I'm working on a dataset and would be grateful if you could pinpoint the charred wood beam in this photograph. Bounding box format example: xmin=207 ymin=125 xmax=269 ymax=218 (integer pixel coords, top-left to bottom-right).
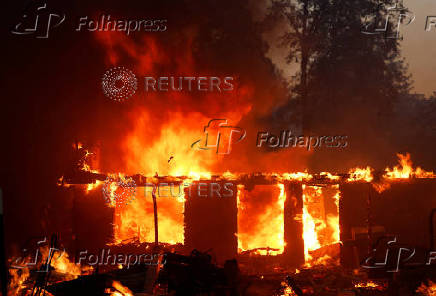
xmin=61 ymin=169 xmax=427 ymax=188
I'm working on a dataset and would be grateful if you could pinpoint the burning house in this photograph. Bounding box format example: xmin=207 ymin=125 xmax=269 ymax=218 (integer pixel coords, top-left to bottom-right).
xmin=3 ymin=0 xmax=436 ymax=295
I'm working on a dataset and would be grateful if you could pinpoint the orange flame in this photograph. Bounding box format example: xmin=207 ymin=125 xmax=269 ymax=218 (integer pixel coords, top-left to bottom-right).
xmin=237 ymin=184 xmax=285 ymax=255
xmin=301 ymin=185 xmax=340 ymax=265
xmin=105 ymin=280 xmax=133 ymax=296
xmin=348 ymin=167 xmax=373 ymax=182
xmin=384 ymin=153 xmax=435 ymax=179
xmin=416 ymin=280 xmax=436 ymax=296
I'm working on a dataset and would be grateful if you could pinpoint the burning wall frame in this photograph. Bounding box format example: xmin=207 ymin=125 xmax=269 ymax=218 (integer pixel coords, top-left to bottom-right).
xmin=64 ymin=169 xmax=436 ymax=269
xmin=66 ymin=172 xmax=343 ymax=267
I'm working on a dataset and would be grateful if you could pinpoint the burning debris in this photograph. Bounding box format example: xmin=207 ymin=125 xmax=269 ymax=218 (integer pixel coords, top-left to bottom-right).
xmin=24 ymin=143 xmax=430 ymax=295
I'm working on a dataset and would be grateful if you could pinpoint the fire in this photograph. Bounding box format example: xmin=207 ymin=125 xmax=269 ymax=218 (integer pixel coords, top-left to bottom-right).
xmin=105 ymin=280 xmax=133 ymax=296
xmin=354 ymin=280 xmax=380 ymax=288
xmin=114 ymin=184 xmax=185 ymax=244
xmin=371 ymin=153 xmax=436 ymax=193
xmin=94 ymin=33 xmax=253 ymax=246
xmin=301 ymin=185 xmax=340 ymax=265
xmin=354 ymin=280 xmax=387 ymax=292
xmin=416 ymin=280 xmax=436 ymax=296
xmin=384 ymin=153 xmax=435 ymax=179
xmin=281 ymin=281 xmax=297 ymax=296
xmin=237 ymin=184 xmax=285 ymax=255
xmin=40 ymin=246 xmax=90 ymax=279
xmin=301 ymin=186 xmax=321 ymax=262
xmin=348 ymin=167 xmax=373 ymax=182
xmin=281 ymin=172 xmax=312 ymax=182
xmin=8 ymin=245 xmax=91 ymax=295
xmin=8 ymin=268 xmax=30 ymax=296
xmin=87 ymin=180 xmax=102 ymax=192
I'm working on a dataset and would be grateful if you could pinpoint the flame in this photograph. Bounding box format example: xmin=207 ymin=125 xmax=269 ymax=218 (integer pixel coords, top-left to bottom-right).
xmin=281 ymin=172 xmax=312 ymax=182
xmin=237 ymin=184 xmax=285 ymax=255
xmin=320 ymin=172 xmax=340 ymax=181
xmin=301 ymin=185 xmax=340 ymax=265
xmin=8 ymin=245 xmax=92 ymax=295
xmin=384 ymin=153 xmax=435 ymax=179
xmin=354 ymin=281 xmax=379 ymax=288
xmin=87 ymin=180 xmax=103 ymax=192
xmin=416 ymin=280 xmax=436 ymax=296
xmin=281 ymin=281 xmax=298 ymax=296
xmin=348 ymin=167 xmax=373 ymax=182
xmin=371 ymin=153 xmax=436 ymax=193
xmin=114 ymin=184 xmax=185 ymax=244
xmin=8 ymin=268 xmax=30 ymax=296
xmin=105 ymin=280 xmax=133 ymax=296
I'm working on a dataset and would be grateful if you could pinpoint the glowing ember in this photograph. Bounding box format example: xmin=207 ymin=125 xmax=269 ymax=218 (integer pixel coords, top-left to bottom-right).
xmin=281 ymin=281 xmax=297 ymax=296
xmin=8 ymin=268 xmax=30 ymax=296
xmin=416 ymin=280 xmax=436 ymax=296
xmin=348 ymin=167 xmax=373 ymax=182
xmin=105 ymin=280 xmax=133 ymax=296
xmin=354 ymin=280 xmax=380 ymax=288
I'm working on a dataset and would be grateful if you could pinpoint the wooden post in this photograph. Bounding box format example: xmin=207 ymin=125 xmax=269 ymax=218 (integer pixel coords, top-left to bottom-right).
xmin=152 ymin=186 xmax=158 ymax=247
